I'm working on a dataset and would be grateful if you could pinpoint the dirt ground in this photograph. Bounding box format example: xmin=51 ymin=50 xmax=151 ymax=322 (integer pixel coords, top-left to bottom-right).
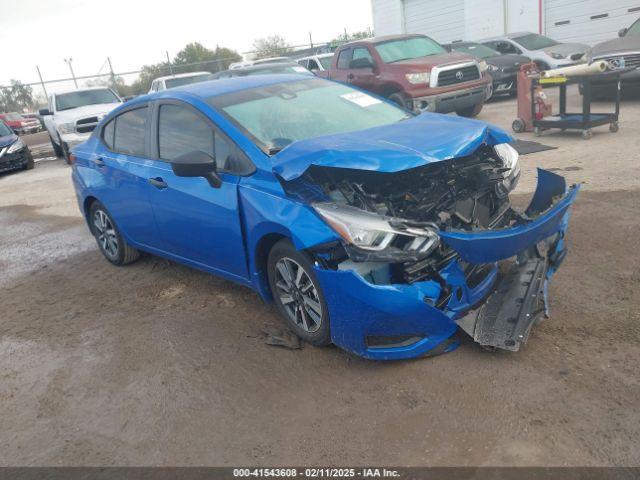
xmin=1 ymin=88 xmax=639 ymax=466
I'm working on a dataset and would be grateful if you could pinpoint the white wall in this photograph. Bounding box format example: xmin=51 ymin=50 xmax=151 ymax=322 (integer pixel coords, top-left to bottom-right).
xmin=371 ymin=0 xmax=404 ymax=36
xmin=464 ymin=0 xmax=505 ymax=40
xmin=507 ymin=0 xmax=540 ymax=33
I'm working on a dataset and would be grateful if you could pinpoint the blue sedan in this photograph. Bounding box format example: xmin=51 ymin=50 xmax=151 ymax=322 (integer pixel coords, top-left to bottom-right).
xmin=70 ymin=75 xmax=578 ymax=360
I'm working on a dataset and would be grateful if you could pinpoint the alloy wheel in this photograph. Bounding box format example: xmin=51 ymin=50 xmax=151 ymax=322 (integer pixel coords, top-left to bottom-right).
xmin=274 ymin=257 xmax=322 ymax=333
xmin=93 ymin=210 xmax=119 ymax=259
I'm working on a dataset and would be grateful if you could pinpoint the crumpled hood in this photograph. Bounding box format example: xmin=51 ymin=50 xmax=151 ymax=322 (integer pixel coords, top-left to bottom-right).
xmin=590 ymin=36 xmax=640 ymax=58
xmin=272 ymin=113 xmax=512 ymax=181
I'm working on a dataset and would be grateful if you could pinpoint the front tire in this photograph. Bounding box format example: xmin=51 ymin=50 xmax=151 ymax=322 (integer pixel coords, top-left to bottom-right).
xmin=50 ymin=135 xmax=63 ymax=157
xmin=267 ymin=239 xmax=331 ymax=346
xmin=388 ymin=92 xmax=409 ymax=109
xmin=89 ymin=201 xmax=140 ymax=266
xmin=456 ymin=102 xmax=483 ymax=117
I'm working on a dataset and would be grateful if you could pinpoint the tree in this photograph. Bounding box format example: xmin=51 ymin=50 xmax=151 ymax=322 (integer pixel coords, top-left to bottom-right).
xmin=330 ymin=28 xmax=374 ymax=48
xmin=85 ymin=75 xmax=136 ymax=98
xmin=252 ymin=35 xmax=293 ymax=59
xmin=173 ymin=42 xmax=241 ymax=74
xmin=0 ymin=80 xmax=35 ymax=112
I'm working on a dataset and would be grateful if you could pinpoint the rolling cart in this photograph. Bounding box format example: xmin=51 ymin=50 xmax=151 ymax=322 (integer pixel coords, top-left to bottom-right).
xmin=512 ymin=68 xmax=624 ymax=140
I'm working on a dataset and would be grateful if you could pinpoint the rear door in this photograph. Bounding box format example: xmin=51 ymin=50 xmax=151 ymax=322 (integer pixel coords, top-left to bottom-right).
xmin=144 ymin=100 xmax=250 ymax=281
xmin=90 ymin=105 xmax=162 ymax=250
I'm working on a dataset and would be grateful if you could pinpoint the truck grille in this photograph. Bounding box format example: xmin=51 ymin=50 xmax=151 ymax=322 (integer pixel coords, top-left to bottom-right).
xmin=600 ymin=53 xmax=640 ymax=71
xmin=436 ymin=65 xmax=480 ymax=87
xmin=76 ymin=116 xmax=100 ymax=134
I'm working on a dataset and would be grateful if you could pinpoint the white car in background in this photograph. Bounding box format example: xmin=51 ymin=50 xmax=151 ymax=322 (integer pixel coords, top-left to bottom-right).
xmin=228 ymin=57 xmax=297 ymax=70
xmin=297 ymin=53 xmax=334 ymax=72
xmin=480 ymin=32 xmax=588 ymax=70
xmin=148 ymin=71 xmax=214 ymax=93
xmin=40 ymin=87 xmax=122 ymax=163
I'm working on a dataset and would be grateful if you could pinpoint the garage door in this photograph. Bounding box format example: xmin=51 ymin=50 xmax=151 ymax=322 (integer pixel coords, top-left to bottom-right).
xmin=545 ymin=0 xmax=640 ymax=45
xmin=403 ymin=0 xmax=466 ymax=43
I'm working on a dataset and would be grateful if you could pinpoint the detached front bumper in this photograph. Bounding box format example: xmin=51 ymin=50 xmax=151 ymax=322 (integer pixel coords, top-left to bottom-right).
xmin=0 ymin=146 xmax=33 ymax=173
xmin=314 ymin=169 xmax=579 ymax=360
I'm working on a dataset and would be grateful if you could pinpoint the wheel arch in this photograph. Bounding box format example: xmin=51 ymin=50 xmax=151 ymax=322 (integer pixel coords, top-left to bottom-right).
xmin=83 ymin=195 xmax=99 ymax=226
xmin=252 ymin=231 xmax=291 ymax=301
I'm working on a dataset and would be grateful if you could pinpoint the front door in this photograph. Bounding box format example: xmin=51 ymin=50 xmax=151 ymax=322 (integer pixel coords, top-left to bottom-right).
xmin=145 ymin=101 xmax=248 ymax=281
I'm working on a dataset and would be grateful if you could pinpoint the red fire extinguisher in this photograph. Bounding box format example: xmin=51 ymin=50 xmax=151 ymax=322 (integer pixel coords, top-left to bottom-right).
xmin=534 ymin=90 xmax=548 ymax=120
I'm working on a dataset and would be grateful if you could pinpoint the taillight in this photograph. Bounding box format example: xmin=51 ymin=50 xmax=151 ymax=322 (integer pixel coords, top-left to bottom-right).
xmin=68 ymin=153 xmax=77 ymax=165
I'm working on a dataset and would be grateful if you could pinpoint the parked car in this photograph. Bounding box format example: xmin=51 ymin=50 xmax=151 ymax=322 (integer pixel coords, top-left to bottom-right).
xmin=586 ymin=16 xmax=640 ymax=96
xmin=0 ymin=112 xmax=41 ymax=135
xmin=70 ymin=74 xmax=578 ymax=360
xmin=321 ymin=34 xmax=492 ymax=117
xmin=148 ymin=72 xmax=214 ymax=93
xmin=21 ymin=112 xmax=45 ymax=130
xmin=212 ymin=63 xmax=313 ymax=79
xmin=0 ymin=119 xmax=34 ymax=173
xmin=40 ymin=87 xmax=123 ymax=163
xmin=297 ymin=53 xmax=334 ymax=73
xmin=446 ymin=42 xmax=529 ymax=98
xmin=229 ymin=57 xmax=297 ymax=70
xmin=479 ymin=32 xmax=588 ymax=70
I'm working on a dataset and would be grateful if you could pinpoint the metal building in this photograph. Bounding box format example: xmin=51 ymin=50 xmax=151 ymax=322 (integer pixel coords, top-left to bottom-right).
xmin=371 ymin=0 xmax=640 ymax=45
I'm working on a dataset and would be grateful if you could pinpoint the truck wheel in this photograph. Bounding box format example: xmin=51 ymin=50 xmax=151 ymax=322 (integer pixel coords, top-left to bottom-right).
xmin=50 ymin=135 xmax=63 ymax=157
xmin=60 ymin=141 xmax=71 ymax=164
xmin=456 ymin=103 xmax=483 ymax=118
xmin=512 ymin=118 xmax=526 ymax=133
xmin=388 ymin=92 xmax=408 ymax=109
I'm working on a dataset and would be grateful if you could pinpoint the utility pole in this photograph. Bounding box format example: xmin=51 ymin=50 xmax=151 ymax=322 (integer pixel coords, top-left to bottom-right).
xmin=107 ymin=56 xmax=116 ymax=89
xmin=35 ymin=65 xmax=48 ymax=101
xmin=64 ymin=58 xmax=78 ymax=88
xmin=166 ymin=51 xmax=174 ymax=75
xmin=308 ymin=32 xmax=314 ymax=50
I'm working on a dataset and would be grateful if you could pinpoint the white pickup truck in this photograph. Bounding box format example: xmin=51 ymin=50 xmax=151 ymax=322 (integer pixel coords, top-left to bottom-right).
xmin=40 ymin=87 xmax=122 ymax=162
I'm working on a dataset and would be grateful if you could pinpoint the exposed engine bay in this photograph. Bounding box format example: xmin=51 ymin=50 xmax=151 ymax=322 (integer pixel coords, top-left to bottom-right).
xmin=309 ymin=145 xmax=517 ymax=230
xmin=284 ymin=145 xmax=523 ymax=286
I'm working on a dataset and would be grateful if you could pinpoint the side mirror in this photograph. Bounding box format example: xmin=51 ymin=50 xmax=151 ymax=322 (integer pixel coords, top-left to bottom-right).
xmin=349 ymin=57 xmax=374 ymax=69
xmin=618 ymin=28 xmax=628 ymax=37
xmin=12 ymin=129 xmax=20 ymax=135
xmin=170 ymin=150 xmax=222 ymax=188
xmin=39 ymin=108 xmax=51 ymax=116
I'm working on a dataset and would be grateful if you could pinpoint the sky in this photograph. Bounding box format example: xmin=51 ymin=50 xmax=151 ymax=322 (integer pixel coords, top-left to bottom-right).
xmin=0 ymin=0 xmax=372 ymax=95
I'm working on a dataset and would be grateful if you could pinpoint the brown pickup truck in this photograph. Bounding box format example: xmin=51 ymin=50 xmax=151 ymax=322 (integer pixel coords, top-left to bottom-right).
xmin=321 ymin=34 xmax=492 ymax=117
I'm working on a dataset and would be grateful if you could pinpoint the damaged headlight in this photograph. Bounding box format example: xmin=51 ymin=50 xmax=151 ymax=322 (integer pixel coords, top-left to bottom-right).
xmin=494 ymin=143 xmax=521 ymax=197
xmin=313 ymin=202 xmax=439 ymax=255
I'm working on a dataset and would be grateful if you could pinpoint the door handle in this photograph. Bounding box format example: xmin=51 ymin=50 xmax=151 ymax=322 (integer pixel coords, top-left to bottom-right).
xmin=148 ymin=177 xmax=168 ymax=189
xmin=93 ymin=157 xmax=105 ymax=167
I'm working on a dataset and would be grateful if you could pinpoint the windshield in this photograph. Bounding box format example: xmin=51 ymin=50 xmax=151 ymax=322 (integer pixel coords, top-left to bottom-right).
xmin=319 ymin=56 xmax=333 ymax=69
xmin=452 ymin=43 xmax=500 ymax=59
xmin=207 ymin=79 xmax=410 ymax=154
xmin=375 ymin=36 xmax=445 ymax=63
xmin=165 ymin=74 xmax=212 ymax=89
xmin=4 ymin=112 xmax=23 ymax=121
xmin=514 ymin=33 xmax=558 ymax=50
xmin=0 ymin=121 xmax=13 ymax=136
xmin=56 ymin=89 xmax=120 ymax=111
xmin=628 ymin=18 xmax=640 ymax=36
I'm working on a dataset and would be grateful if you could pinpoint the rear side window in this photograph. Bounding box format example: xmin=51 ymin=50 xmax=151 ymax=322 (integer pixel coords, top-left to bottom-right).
xmin=102 ymin=119 xmax=115 ymax=149
xmin=337 ymin=49 xmax=353 ymax=69
xmin=158 ymin=104 xmax=214 ymax=160
xmin=113 ymin=107 xmax=147 ymax=156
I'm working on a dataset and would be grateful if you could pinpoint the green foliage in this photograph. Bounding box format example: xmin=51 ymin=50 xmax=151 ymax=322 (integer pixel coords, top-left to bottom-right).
xmin=128 ymin=42 xmax=241 ymax=95
xmin=330 ymin=28 xmax=374 ymax=48
xmin=252 ymin=35 xmax=293 ymax=59
xmin=0 ymin=80 xmax=35 ymax=113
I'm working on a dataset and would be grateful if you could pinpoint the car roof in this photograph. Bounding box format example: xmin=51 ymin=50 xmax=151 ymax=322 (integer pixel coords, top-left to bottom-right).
xmin=342 ymin=33 xmax=429 ymax=47
xmin=298 ymin=53 xmax=334 ymax=60
xmin=153 ymin=71 xmax=211 ymax=82
xmin=479 ymin=32 xmax=534 ymax=42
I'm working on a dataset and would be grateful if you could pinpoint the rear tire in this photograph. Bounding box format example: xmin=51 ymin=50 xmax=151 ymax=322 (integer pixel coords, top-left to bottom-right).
xmin=267 ymin=239 xmax=331 ymax=346
xmin=457 ymin=102 xmax=483 ymax=117
xmin=50 ymin=135 xmax=63 ymax=157
xmin=89 ymin=201 xmax=140 ymax=266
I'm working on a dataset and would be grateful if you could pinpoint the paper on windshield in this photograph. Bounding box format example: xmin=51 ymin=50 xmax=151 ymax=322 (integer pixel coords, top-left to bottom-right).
xmin=340 ymin=92 xmax=382 ymax=108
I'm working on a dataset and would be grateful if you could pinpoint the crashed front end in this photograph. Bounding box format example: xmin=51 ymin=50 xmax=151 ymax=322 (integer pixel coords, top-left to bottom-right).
xmin=274 ymin=120 xmax=578 ymax=360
